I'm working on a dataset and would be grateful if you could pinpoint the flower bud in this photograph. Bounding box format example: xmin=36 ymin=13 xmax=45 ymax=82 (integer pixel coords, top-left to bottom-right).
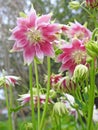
xmin=86 ymin=41 xmax=98 ymax=58
xmin=73 ymin=64 xmax=88 ymax=82
xmin=69 ymin=1 xmax=80 ymax=10
xmin=25 ymin=123 xmax=33 ymax=130
xmin=49 ymin=89 xmax=57 ymax=98
xmin=86 ymin=0 xmax=98 ymax=8
xmin=53 ymin=102 xmax=67 ymax=116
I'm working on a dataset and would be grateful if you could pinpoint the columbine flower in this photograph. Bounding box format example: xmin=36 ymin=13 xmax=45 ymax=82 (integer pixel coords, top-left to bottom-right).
xmin=57 ymin=39 xmax=87 ymax=74
xmin=45 ymin=73 xmax=62 ymax=88
xmin=86 ymin=0 xmax=98 ymax=8
xmin=18 ymin=93 xmax=53 ymax=106
xmin=10 ymin=8 xmax=60 ymax=65
xmin=5 ymin=76 xmax=20 ymax=87
xmin=0 ymin=75 xmax=20 ymax=87
xmin=67 ymin=21 xmax=91 ymax=43
xmin=60 ymin=93 xmax=77 ymax=118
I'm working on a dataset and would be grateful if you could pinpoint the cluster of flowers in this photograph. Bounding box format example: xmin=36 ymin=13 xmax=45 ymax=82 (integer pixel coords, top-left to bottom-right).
xmin=9 ymin=6 xmax=92 ymax=116
xmin=7 ymin=1 xmax=98 ymax=121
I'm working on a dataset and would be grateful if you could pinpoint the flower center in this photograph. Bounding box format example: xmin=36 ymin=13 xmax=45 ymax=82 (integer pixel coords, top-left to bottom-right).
xmin=75 ymin=32 xmax=84 ymax=40
xmin=71 ymin=50 xmax=86 ymax=64
xmin=27 ymin=28 xmax=42 ymax=44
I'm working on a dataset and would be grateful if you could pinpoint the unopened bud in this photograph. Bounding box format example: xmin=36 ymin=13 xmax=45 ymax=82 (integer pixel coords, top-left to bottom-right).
xmin=73 ymin=64 xmax=88 ymax=82
xmin=53 ymin=102 xmax=67 ymax=116
xmin=86 ymin=41 xmax=98 ymax=58
xmin=69 ymin=1 xmax=80 ymax=10
xmin=25 ymin=123 xmax=33 ymax=130
xmin=49 ymin=89 xmax=57 ymax=98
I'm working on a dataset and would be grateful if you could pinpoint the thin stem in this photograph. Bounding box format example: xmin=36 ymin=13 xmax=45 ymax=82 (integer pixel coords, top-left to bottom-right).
xmin=9 ymin=85 xmax=16 ymax=130
xmin=29 ymin=64 xmax=36 ymax=130
xmin=9 ymin=85 xmax=13 ymax=108
xmin=4 ymin=86 xmax=13 ymax=130
xmin=87 ymin=59 xmax=95 ymax=130
xmin=58 ymin=116 xmax=61 ymax=130
xmin=80 ymin=5 xmax=93 ymax=18
xmin=34 ymin=59 xmax=40 ymax=130
xmin=40 ymin=57 xmax=51 ymax=130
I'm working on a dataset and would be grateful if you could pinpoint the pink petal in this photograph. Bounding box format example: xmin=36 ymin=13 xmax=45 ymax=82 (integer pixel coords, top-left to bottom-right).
xmin=57 ymin=53 xmax=66 ymax=62
xmin=35 ymin=44 xmax=44 ymax=59
xmin=40 ymin=24 xmax=60 ymax=36
xmin=17 ymin=18 xmax=29 ymax=28
xmin=40 ymin=41 xmax=54 ymax=57
xmin=23 ymin=45 xmax=35 ymax=65
xmin=11 ymin=42 xmax=23 ymax=52
xmin=28 ymin=9 xmax=37 ymax=27
xmin=60 ymin=60 xmax=74 ymax=72
xmin=37 ymin=13 xmax=51 ymax=25
xmin=12 ymin=28 xmax=27 ymax=40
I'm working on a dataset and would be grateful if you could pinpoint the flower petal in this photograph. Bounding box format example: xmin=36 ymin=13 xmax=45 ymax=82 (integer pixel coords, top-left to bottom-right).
xmin=37 ymin=13 xmax=52 ymax=25
xmin=23 ymin=45 xmax=35 ymax=65
xmin=40 ymin=41 xmax=54 ymax=57
xmin=35 ymin=44 xmax=44 ymax=60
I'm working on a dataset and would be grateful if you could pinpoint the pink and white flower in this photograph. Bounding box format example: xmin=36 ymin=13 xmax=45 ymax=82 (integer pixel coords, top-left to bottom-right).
xmin=5 ymin=76 xmax=20 ymax=87
xmin=66 ymin=21 xmax=91 ymax=43
xmin=0 ymin=75 xmax=20 ymax=87
xmin=57 ymin=39 xmax=87 ymax=74
xmin=60 ymin=93 xmax=78 ymax=118
xmin=18 ymin=93 xmax=53 ymax=106
xmin=10 ymin=8 xmax=60 ymax=65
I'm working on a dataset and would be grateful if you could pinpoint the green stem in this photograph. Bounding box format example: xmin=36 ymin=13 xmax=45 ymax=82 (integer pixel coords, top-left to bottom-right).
xmin=9 ymin=85 xmax=13 ymax=108
xmin=80 ymin=5 xmax=93 ymax=18
xmin=58 ymin=116 xmax=61 ymax=130
xmin=29 ymin=64 xmax=36 ymax=130
xmin=40 ymin=57 xmax=51 ymax=130
xmin=87 ymin=59 xmax=95 ymax=130
xmin=9 ymin=85 xmax=15 ymax=130
xmin=4 ymin=86 xmax=13 ymax=130
xmin=34 ymin=59 xmax=40 ymax=130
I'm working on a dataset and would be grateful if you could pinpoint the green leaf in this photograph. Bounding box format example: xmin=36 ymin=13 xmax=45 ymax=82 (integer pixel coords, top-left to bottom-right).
xmin=10 ymin=105 xmax=24 ymax=113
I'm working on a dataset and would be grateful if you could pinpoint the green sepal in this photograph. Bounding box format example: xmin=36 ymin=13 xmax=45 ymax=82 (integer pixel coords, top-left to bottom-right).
xmin=86 ymin=48 xmax=97 ymax=57
xmin=19 ymin=12 xmax=27 ymax=18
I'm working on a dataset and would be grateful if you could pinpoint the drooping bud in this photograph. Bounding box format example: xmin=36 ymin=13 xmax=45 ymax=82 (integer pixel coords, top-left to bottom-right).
xmin=72 ymin=64 xmax=88 ymax=82
xmin=25 ymin=122 xmax=33 ymax=130
xmin=69 ymin=1 xmax=80 ymax=10
xmin=53 ymin=102 xmax=67 ymax=116
xmin=86 ymin=0 xmax=98 ymax=8
xmin=49 ymin=89 xmax=57 ymax=98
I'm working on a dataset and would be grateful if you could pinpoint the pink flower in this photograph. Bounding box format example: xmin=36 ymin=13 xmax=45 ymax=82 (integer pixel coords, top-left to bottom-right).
xmin=86 ymin=0 xmax=98 ymax=8
xmin=10 ymin=8 xmax=60 ymax=65
xmin=46 ymin=73 xmax=62 ymax=87
xmin=0 ymin=75 xmax=20 ymax=87
xmin=57 ymin=39 xmax=87 ymax=74
xmin=66 ymin=21 xmax=91 ymax=43
xmin=60 ymin=94 xmax=78 ymax=118
xmin=18 ymin=93 xmax=53 ymax=106
xmin=45 ymin=73 xmax=76 ymax=91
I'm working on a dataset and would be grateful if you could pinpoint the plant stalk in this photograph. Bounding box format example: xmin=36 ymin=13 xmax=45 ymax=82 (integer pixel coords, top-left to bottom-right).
xmin=29 ymin=64 xmax=36 ymax=130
